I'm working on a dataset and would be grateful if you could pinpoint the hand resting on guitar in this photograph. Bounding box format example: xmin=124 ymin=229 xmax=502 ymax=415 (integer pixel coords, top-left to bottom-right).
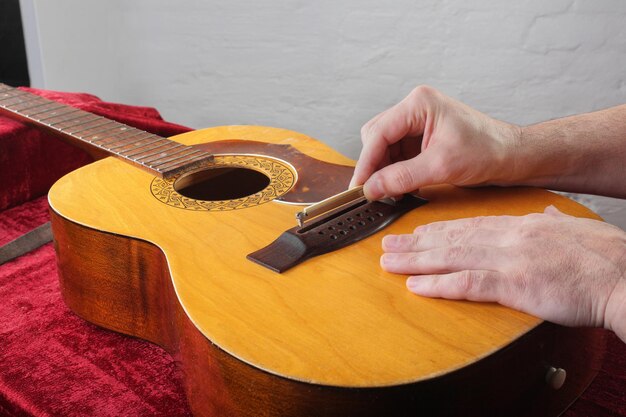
xmin=350 ymin=86 xmax=626 ymax=343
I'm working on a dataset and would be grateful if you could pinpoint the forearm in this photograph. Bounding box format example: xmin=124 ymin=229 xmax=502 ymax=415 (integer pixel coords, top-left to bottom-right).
xmin=505 ymin=105 xmax=626 ymax=198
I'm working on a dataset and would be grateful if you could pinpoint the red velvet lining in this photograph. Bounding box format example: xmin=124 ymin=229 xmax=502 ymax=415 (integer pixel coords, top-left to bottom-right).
xmin=0 ymin=89 xmax=623 ymax=416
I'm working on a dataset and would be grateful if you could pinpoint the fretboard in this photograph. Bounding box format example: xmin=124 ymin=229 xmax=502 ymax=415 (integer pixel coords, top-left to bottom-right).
xmin=0 ymin=83 xmax=213 ymax=179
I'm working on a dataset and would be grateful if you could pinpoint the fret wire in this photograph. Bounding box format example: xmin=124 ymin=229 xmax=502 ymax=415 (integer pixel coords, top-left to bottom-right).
xmin=10 ymin=99 xmax=60 ymax=113
xmin=97 ymin=139 xmax=126 ymax=151
xmin=0 ymin=90 xmax=20 ymax=101
xmin=125 ymin=139 xmax=174 ymax=158
xmin=116 ymin=131 xmax=155 ymax=145
xmin=156 ymin=150 xmax=211 ymax=170
xmin=97 ymin=131 xmax=140 ymax=150
xmin=0 ymin=86 xmax=26 ymax=96
xmin=147 ymin=148 xmax=199 ymax=167
xmin=37 ymin=111 xmax=84 ymax=128
xmin=155 ymin=153 xmax=212 ymax=172
xmin=106 ymin=131 xmax=152 ymax=150
xmin=20 ymin=106 xmax=65 ymax=120
xmin=26 ymin=103 xmax=78 ymax=118
xmin=56 ymin=115 xmax=101 ymax=135
xmin=82 ymin=123 xmax=127 ymax=143
xmin=132 ymin=142 xmax=183 ymax=161
xmin=98 ymin=129 xmax=145 ymax=149
xmin=28 ymin=107 xmax=79 ymax=122
xmin=0 ymin=89 xmax=31 ymax=101
xmin=0 ymin=94 xmax=40 ymax=111
xmin=0 ymin=92 xmax=42 ymax=107
xmin=113 ymin=133 xmax=159 ymax=152
xmin=90 ymin=122 xmax=136 ymax=147
xmin=141 ymin=145 xmax=188 ymax=165
xmin=147 ymin=150 xmax=209 ymax=171
xmin=115 ymin=140 xmax=161 ymax=158
xmin=0 ymin=84 xmax=13 ymax=93
xmin=152 ymin=149 xmax=205 ymax=169
xmin=72 ymin=119 xmax=115 ymax=137
xmin=64 ymin=117 xmax=111 ymax=135
xmin=0 ymin=87 xmax=23 ymax=98
xmin=91 ymin=126 xmax=142 ymax=146
xmin=49 ymin=112 xmax=95 ymax=129
xmin=79 ymin=124 xmax=138 ymax=142
xmin=11 ymin=92 xmax=44 ymax=106
xmin=0 ymin=96 xmax=38 ymax=110
xmin=111 ymin=142 xmax=164 ymax=162
xmin=56 ymin=115 xmax=102 ymax=131
xmin=37 ymin=108 xmax=82 ymax=123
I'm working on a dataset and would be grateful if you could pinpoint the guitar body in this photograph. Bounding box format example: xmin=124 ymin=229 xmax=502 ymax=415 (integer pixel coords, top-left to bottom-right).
xmin=49 ymin=125 xmax=605 ymax=417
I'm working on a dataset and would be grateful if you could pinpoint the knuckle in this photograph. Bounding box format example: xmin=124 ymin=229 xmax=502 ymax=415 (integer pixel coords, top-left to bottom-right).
xmin=445 ymin=245 xmax=467 ymax=263
xmin=456 ymin=270 xmax=476 ymax=294
xmin=360 ymin=123 xmax=374 ymax=142
xmin=408 ymin=234 xmax=421 ymax=250
xmin=507 ymin=270 xmax=532 ymax=303
xmin=445 ymin=228 xmax=464 ymax=244
xmin=408 ymin=254 xmax=421 ymax=267
xmin=409 ymin=85 xmax=438 ymax=101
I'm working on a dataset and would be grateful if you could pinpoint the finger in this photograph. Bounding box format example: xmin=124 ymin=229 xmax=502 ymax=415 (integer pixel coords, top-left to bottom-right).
xmin=413 ymin=215 xmax=521 ymax=234
xmin=351 ymin=94 xmax=429 ymax=188
xmin=362 ymin=147 xmax=443 ymax=200
xmin=360 ymin=107 xmax=391 ymax=146
xmin=382 ymin=227 xmax=510 ymax=253
xmin=380 ymin=245 xmax=505 ymax=275
xmin=406 ymin=270 xmax=505 ymax=302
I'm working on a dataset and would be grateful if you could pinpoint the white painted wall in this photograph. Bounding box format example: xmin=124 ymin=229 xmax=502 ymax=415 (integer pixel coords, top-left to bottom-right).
xmin=21 ymin=0 xmax=626 ymax=227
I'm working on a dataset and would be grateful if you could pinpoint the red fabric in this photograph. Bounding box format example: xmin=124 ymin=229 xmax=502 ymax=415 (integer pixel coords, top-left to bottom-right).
xmin=0 ymin=89 xmax=624 ymax=416
xmin=0 ymin=198 xmax=192 ymax=417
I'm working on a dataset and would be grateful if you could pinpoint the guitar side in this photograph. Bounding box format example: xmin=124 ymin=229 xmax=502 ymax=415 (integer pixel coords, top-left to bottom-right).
xmin=50 ymin=211 xmax=605 ymax=417
xmin=49 ymin=126 xmax=605 ymax=416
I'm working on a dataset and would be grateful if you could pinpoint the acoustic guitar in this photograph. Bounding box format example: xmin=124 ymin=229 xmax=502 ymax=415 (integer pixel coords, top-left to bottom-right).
xmin=0 ymin=84 xmax=605 ymax=417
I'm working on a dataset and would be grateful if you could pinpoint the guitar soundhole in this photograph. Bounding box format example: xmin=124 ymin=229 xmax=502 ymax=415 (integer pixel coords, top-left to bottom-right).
xmin=174 ymin=167 xmax=270 ymax=201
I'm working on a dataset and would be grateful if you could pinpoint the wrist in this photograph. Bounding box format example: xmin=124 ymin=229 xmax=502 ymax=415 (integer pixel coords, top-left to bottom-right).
xmin=502 ymin=120 xmax=583 ymax=188
xmin=487 ymin=121 xmax=524 ymax=186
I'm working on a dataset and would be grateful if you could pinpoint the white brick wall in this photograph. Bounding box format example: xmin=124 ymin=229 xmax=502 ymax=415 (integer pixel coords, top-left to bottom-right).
xmin=23 ymin=0 xmax=626 ymax=227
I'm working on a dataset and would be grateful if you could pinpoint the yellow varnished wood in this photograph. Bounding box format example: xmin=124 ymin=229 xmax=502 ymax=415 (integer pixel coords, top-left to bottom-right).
xmin=48 ymin=126 xmax=601 ymax=387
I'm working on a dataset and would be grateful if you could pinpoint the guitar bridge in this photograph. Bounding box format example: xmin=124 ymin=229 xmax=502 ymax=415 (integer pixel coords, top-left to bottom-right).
xmin=247 ymin=195 xmax=427 ymax=273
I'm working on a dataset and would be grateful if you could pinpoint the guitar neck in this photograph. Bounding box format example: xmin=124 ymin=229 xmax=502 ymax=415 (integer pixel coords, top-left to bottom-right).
xmin=0 ymin=83 xmax=212 ymax=179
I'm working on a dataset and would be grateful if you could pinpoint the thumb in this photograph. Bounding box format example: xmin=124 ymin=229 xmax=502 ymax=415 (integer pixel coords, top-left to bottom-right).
xmin=363 ymin=149 xmax=442 ymax=200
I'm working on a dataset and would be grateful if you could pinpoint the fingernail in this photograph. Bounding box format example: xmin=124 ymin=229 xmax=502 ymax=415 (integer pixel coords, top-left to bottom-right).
xmin=382 ymin=235 xmax=400 ymax=249
xmin=380 ymin=253 xmax=399 ymax=266
xmin=406 ymin=276 xmax=423 ymax=292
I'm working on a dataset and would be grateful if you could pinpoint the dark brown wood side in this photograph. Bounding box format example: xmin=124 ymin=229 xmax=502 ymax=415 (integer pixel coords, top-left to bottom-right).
xmin=50 ymin=209 xmax=606 ymax=417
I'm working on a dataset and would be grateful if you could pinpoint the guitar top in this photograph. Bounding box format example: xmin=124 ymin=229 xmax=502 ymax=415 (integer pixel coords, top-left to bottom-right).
xmin=47 ymin=124 xmax=600 ymax=388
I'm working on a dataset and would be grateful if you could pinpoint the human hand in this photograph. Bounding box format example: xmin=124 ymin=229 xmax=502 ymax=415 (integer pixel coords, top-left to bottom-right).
xmin=380 ymin=206 xmax=626 ymax=340
xmin=350 ymin=86 xmax=522 ymax=200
